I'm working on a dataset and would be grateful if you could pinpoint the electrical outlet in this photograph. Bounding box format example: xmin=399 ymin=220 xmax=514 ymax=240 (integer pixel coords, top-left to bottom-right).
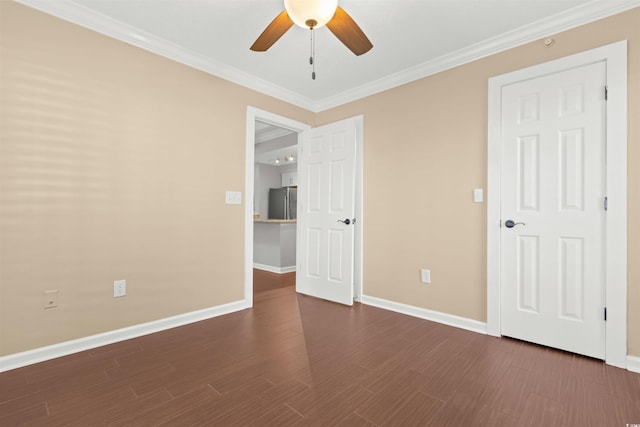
xmin=44 ymin=290 xmax=59 ymax=309
xmin=114 ymin=280 xmax=126 ymax=298
xmin=420 ymin=269 xmax=431 ymax=284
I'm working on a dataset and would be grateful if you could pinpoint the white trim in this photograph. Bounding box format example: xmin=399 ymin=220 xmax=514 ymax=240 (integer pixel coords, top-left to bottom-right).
xmin=602 ymin=42 xmax=629 ymax=370
xmin=245 ymin=107 xmax=311 ymax=309
xmin=487 ymin=41 xmax=628 ymax=368
xmin=253 ymin=263 xmax=296 ymax=274
xmin=361 ymin=295 xmax=487 ymax=335
xmin=314 ymin=1 xmax=640 ymax=111
xmin=0 ymin=300 xmax=247 ymax=372
xmin=255 ymin=127 xmax=295 ymax=144
xmin=627 ymin=356 xmax=640 ymax=374
xmin=353 ymin=116 xmax=364 ymax=302
xmin=14 ymin=0 xmax=316 ymax=111
xmin=14 ymin=0 xmax=640 ymax=112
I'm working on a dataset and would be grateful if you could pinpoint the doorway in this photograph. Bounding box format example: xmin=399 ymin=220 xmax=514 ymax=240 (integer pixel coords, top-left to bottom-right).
xmin=253 ymin=119 xmax=299 ymax=296
xmin=244 ymin=107 xmax=364 ymax=308
xmin=487 ymin=41 xmax=628 ymax=368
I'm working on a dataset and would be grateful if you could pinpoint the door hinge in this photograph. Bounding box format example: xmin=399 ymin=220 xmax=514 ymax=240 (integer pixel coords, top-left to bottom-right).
xmin=605 ymin=85 xmax=608 ymax=101
xmin=604 ymin=307 xmax=607 ymax=321
xmin=604 ymin=196 xmax=608 ymax=211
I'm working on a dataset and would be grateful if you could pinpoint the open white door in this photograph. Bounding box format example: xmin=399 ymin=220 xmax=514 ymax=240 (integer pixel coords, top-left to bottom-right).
xmin=296 ymin=118 xmax=357 ymax=305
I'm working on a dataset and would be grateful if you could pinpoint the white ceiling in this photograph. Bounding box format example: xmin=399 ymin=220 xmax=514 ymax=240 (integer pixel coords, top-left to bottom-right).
xmin=16 ymin=0 xmax=640 ymax=111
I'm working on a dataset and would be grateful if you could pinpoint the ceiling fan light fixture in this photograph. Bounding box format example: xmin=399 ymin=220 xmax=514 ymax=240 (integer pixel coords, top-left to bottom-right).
xmin=284 ymin=0 xmax=338 ymax=29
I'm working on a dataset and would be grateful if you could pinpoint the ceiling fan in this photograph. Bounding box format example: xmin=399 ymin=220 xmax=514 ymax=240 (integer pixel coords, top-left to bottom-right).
xmin=250 ymin=0 xmax=373 ymax=56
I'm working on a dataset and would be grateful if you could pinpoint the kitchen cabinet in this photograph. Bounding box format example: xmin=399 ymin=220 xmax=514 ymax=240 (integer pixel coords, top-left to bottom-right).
xmin=281 ymin=172 xmax=298 ymax=187
xmin=253 ymin=221 xmax=296 ymax=273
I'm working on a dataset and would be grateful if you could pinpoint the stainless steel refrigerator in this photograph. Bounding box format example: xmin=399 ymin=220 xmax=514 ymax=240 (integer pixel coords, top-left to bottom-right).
xmin=268 ymin=187 xmax=297 ymax=220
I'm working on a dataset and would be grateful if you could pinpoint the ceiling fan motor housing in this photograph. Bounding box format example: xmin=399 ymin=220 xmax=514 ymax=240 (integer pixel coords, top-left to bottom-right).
xmin=284 ymin=0 xmax=338 ymax=29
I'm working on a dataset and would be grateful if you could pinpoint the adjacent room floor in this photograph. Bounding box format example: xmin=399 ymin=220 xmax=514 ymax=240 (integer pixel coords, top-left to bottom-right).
xmin=1 ymin=272 xmax=639 ymax=425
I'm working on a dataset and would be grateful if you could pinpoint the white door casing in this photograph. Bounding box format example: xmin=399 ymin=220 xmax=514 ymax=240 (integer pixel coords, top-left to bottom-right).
xmin=297 ymin=118 xmax=358 ymax=305
xmin=487 ymin=41 xmax=627 ymax=368
xmin=244 ymin=108 xmax=310 ymax=308
xmin=500 ymin=62 xmax=606 ymax=359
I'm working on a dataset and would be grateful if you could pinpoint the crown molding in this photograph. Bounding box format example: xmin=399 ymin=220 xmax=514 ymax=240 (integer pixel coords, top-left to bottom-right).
xmin=255 ymin=125 xmax=295 ymax=144
xmin=14 ymin=0 xmax=318 ymax=111
xmin=314 ymin=0 xmax=640 ymax=111
xmin=15 ymin=0 xmax=640 ymax=113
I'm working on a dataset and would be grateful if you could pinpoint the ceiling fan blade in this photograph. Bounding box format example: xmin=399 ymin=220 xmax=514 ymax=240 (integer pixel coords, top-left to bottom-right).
xmin=326 ymin=6 xmax=373 ymax=56
xmin=250 ymin=10 xmax=294 ymax=52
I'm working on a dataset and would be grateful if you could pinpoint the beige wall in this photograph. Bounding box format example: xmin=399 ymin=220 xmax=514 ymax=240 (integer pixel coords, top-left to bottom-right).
xmin=1 ymin=2 xmax=638 ymax=359
xmin=317 ymin=7 xmax=640 ymax=357
xmin=0 ymin=2 xmax=313 ymax=356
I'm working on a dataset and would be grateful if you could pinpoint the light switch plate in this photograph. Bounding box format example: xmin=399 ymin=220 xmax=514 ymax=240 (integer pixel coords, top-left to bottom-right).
xmin=114 ymin=280 xmax=126 ymax=298
xmin=473 ymin=188 xmax=484 ymax=203
xmin=225 ymin=191 xmax=242 ymax=205
xmin=420 ymin=269 xmax=431 ymax=284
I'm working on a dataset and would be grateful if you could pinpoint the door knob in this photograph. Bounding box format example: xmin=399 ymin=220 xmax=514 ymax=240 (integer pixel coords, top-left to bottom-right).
xmin=505 ymin=219 xmax=525 ymax=228
xmin=337 ymin=218 xmax=354 ymax=225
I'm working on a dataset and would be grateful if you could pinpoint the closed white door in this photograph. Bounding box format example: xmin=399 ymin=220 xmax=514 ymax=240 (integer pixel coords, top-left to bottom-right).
xmin=296 ymin=118 xmax=357 ymax=305
xmin=500 ymin=62 xmax=606 ymax=359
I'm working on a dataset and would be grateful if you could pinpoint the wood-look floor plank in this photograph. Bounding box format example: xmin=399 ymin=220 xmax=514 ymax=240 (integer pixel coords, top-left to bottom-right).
xmin=380 ymin=391 xmax=444 ymax=426
xmin=250 ymin=403 xmax=305 ymax=426
xmin=295 ymin=384 xmax=374 ymax=425
xmin=110 ymin=384 xmax=220 ymax=426
xmin=1 ymin=271 xmax=639 ymax=426
xmin=517 ymin=393 xmax=568 ymax=427
xmin=355 ymin=374 xmax=429 ymax=425
xmin=46 ymin=378 xmax=136 ymax=416
xmin=479 ymin=364 xmax=538 ymax=418
xmin=69 ymin=388 xmax=174 ymax=426
xmin=0 ymin=402 xmax=47 ymax=427
xmin=426 ymin=387 xmax=517 ymax=427
xmin=158 ymin=376 xmax=274 ymax=426
xmin=336 ymin=412 xmax=378 ymax=427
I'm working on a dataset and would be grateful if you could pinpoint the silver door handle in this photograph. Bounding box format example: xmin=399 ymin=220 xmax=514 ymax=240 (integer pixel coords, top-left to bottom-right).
xmin=505 ymin=220 xmax=525 ymax=228
xmin=337 ymin=218 xmax=355 ymax=225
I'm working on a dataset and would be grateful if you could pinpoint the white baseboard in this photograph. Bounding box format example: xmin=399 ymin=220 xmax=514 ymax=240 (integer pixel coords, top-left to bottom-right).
xmin=627 ymin=355 xmax=640 ymax=373
xmin=360 ymin=295 xmax=640 ymax=373
xmin=361 ymin=295 xmax=488 ymax=335
xmin=4 ymin=293 xmax=636 ymax=374
xmin=0 ymin=299 xmax=248 ymax=373
xmin=253 ymin=263 xmax=296 ymax=274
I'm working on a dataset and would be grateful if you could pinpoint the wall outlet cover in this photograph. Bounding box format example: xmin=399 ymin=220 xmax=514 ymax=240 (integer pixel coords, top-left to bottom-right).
xmin=44 ymin=290 xmax=59 ymax=309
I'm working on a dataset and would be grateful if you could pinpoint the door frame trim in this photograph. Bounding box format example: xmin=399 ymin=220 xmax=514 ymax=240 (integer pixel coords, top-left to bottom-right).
xmin=244 ymin=107 xmax=310 ymax=308
xmin=486 ymin=41 xmax=628 ymax=368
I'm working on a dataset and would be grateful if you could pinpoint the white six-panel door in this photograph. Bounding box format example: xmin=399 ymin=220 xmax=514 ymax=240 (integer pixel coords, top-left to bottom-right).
xmin=296 ymin=118 xmax=357 ymax=305
xmin=500 ymin=62 xmax=606 ymax=359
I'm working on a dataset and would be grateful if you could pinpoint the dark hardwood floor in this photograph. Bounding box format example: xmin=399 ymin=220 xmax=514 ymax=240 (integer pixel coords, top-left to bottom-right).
xmin=252 ymin=269 xmax=295 ymax=294
xmin=1 ymin=271 xmax=639 ymax=426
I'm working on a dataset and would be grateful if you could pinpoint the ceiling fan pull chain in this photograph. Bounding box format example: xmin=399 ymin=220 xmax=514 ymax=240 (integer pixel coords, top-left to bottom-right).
xmin=309 ymin=28 xmax=313 ymax=65
xmin=310 ymin=28 xmax=316 ymax=80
